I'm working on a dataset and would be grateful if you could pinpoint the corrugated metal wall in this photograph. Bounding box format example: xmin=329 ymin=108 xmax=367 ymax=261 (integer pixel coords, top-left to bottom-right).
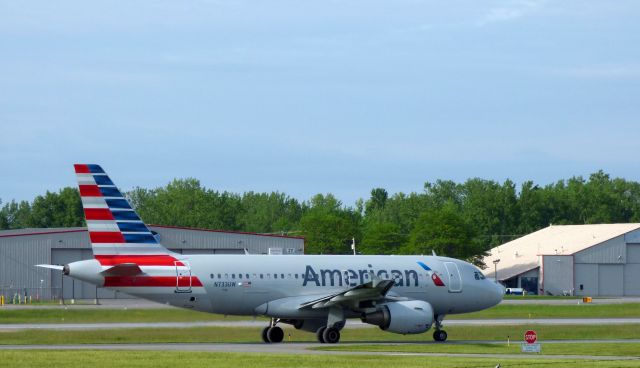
xmin=542 ymin=255 xmax=573 ymax=295
xmin=573 ymin=233 xmax=640 ymax=296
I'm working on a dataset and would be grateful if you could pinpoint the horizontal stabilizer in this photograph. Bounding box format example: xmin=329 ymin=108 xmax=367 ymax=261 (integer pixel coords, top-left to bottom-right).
xmin=100 ymin=263 xmax=144 ymax=277
xmin=36 ymin=264 xmax=64 ymax=271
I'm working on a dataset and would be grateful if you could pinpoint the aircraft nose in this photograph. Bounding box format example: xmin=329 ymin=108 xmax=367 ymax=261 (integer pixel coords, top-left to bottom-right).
xmin=490 ymin=281 xmax=505 ymax=306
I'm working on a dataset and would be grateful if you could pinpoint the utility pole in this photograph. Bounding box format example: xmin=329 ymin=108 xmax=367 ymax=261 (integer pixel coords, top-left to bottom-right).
xmin=493 ymin=259 xmax=501 ymax=284
xmin=351 ymin=238 xmax=356 ymax=255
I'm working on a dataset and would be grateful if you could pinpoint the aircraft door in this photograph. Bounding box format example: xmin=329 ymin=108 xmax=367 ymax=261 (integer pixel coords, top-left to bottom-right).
xmin=444 ymin=262 xmax=462 ymax=293
xmin=175 ymin=261 xmax=192 ymax=293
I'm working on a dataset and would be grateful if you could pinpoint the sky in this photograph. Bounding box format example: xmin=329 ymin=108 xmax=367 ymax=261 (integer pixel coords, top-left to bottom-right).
xmin=1 ymin=0 xmax=639 ymax=206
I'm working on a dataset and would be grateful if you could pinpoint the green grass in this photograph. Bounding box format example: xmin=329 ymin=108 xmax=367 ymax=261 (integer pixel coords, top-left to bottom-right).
xmin=1 ymin=324 xmax=639 ymax=345
xmin=2 ymin=303 xmax=639 ymax=324
xmin=447 ymin=303 xmax=640 ymax=319
xmin=0 ymin=350 xmax=638 ymax=368
xmin=503 ymin=295 xmax=580 ymax=300
xmin=0 ymin=308 xmax=255 ymax=324
xmin=316 ymin=342 xmax=640 ymax=357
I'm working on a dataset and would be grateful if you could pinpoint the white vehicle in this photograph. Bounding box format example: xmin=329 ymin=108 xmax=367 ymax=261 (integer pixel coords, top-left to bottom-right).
xmin=38 ymin=164 xmax=504 ymax=344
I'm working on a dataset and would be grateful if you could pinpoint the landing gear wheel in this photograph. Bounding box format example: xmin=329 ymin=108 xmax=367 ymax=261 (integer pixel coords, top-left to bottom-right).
xmin=261 ymin=326 xmax=270 ymax=343
xmin=267 ymin=326 xmax=284 ymax=343
xmin=433 ymin=330 xmax=448 ymax=342
xmin=323 ymin=327 xmax=341 ymax=344
xmin=316 ymin=326 xmax=327 ymax=343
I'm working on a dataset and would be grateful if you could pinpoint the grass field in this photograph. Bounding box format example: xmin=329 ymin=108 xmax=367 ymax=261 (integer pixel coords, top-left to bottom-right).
xmin=2 ymin=303 xmax=639 ymax=324
xmin=447 ymin=303 xmax=640 ymax=319
xmin=1 ymin=324 xmax=639 ymax=345
xmin=0 ymin=350 xmax=639 ymax=368
xmin=316 ymin=342 xmax=640 ymax=357
xmin=0 ymin=308 xmax=254 ymax=324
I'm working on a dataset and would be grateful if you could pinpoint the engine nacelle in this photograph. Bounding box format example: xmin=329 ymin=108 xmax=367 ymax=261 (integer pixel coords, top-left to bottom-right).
xmin=361 ymin=300 xmax=434 ymax=334
xmin=63 ymin=259 xmax=104 ymax=286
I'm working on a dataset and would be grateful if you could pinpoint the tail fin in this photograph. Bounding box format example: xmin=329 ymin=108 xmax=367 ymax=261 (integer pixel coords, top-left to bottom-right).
xmin=74 ymin=164 xmax=177 ymax=265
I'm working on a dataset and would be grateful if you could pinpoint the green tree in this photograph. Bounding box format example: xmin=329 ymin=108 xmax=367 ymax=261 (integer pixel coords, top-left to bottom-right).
xmin=299 ymin=194 xmax=361 ymax=254
xmin=405 ymin=203 xmax=478 ymax=259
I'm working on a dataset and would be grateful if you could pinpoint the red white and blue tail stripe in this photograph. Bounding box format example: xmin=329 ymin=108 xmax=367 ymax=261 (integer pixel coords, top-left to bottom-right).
xmin=75 ymin=164 xmax=202 ymax=290
xmin=75 ymin=164 xmax=169 ymax=258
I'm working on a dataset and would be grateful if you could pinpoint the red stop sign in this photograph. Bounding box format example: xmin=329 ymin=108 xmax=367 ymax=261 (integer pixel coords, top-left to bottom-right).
xmin=524 ymin=330 xmax=537 ymax=344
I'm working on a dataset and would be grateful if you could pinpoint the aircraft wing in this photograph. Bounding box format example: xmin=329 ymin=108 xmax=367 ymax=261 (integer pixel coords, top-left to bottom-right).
xmin=298 ymin=277 xmax=399 ymax=310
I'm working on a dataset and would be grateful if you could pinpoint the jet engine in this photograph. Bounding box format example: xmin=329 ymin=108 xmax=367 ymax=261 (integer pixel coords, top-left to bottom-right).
xmin=361 ymin=300 xmax=434 ymax=334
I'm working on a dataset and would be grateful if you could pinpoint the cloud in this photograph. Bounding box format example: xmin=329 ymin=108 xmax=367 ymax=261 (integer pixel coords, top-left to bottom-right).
xmin=477 ymin=0 xmax=546 ymax=26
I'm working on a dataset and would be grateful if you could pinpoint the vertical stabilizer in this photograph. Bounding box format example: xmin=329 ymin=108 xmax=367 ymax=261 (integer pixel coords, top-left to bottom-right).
xmin=74 ymin=164 xmax=177 ymax=265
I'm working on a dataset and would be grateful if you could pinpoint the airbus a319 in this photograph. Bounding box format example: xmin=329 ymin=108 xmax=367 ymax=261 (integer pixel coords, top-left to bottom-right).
xmin=38 ymin=164 xmax=504 ymax=344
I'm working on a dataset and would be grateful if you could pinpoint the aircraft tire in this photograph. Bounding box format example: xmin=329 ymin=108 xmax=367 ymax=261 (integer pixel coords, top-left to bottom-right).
xmin=267 ymin=326 xmax=284 ymax=343
xmin=322 ymin=327 xmax=340 ymax=344
xmin=316 ymin=327 xmax=327 ymax=343
xmin=433 ymin=330 xmax=447 ymax=342
xmin=261 ymin=326 xmax=270 ymax=343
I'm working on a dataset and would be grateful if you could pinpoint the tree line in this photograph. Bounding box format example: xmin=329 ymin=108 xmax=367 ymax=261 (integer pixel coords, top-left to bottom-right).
xmin=2 ymin=171 xmax=640 ymax=265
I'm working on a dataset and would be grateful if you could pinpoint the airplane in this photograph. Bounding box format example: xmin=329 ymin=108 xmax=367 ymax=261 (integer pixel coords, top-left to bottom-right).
xmin=37 ymin=164 xmax=504 ymax=344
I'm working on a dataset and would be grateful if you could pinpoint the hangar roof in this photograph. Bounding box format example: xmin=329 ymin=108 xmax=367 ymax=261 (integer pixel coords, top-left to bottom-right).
xmin=482 ymin=223 xmax=640 ymax=281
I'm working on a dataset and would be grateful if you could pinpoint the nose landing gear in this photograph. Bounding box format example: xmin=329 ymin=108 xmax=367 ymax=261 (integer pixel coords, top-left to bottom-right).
xmin=432 ymin=314 xmax=448 ymax=342
xmin=433 ymin=329 xmax=448 ymax=342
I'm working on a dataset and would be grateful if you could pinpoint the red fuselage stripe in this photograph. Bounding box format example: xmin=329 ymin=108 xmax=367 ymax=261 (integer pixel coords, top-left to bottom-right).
xmin=104 ymin=276 xmax=203 ymax=287
xmin=96 ymin=255 xmax=183 ymax=266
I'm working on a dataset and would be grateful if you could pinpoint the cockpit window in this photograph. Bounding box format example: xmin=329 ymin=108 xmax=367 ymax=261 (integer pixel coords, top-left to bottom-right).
xmin=474 ymin=271 xmax=486 ymax=280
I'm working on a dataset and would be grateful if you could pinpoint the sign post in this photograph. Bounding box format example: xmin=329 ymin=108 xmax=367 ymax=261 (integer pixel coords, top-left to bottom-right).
xmin=521 ymin=330 xmax=541 ymax=353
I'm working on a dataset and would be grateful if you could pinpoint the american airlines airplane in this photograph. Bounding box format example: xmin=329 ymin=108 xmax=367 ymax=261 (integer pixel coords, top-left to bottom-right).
xmin=38 ymin=164 xmax=504 ymax=344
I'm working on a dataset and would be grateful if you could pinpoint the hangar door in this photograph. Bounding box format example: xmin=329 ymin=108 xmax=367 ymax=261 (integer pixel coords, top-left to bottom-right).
xmin=598 ymin=265 xmax=623 ymax=297
xmin=625 ymin=244 xmax=640 ymax=296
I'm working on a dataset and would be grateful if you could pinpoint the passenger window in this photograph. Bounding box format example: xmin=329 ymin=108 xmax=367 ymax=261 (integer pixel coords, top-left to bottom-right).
xmin=225 ymin=273 xmax=229 ymax=279
xmin=295 ymin=274 xmax=299 ymax=279
xmin=217 ymin=274 xmax=221 ymax=279
xmin=238 ymin=273 xmax=242 ymax=279
xmin=210 ymin=274 xmax=214 ymax=279
xmin=281 ymin=273 xmax=284 ymax=279
xmin=232 ymin=274 xmax=236 ymax=279
xmin=246 ymin=274 xmax=250 ymax=279
xmin=260 ymin=274 xmax=264 ymax=279
xmin=274 ymin=274 xmax=278 ymax=279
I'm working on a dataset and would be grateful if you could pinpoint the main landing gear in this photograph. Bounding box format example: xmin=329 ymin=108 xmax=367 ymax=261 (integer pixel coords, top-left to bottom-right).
xmin=316 ymin=307 xmax=345 ymax=344
xmin=432 ymin=315 xmax=448 ymax=342
xmin=262 ymin=318 xmax=284 ymax=343
xmin=315 ymin=326 xmax=341 ymax=344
